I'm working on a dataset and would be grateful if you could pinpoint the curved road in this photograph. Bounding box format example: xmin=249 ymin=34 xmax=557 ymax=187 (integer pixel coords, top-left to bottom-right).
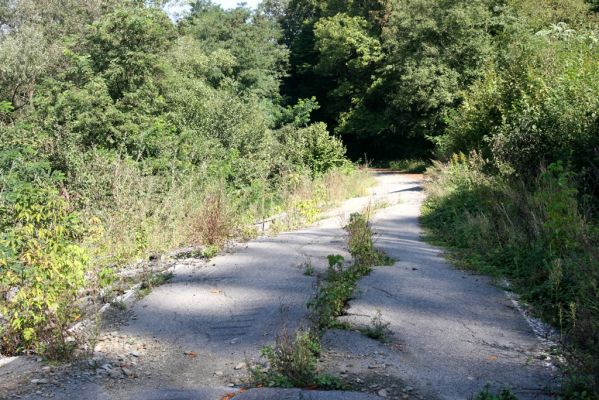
xmin=10 ymin=172 xmax=556 ymax=400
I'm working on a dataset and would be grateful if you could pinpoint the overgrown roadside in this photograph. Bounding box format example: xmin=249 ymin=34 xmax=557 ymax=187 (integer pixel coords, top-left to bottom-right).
xmin=422 ymin=157 xmax=599 ymax=398
xmin=0 ymin=164 xmax=372 ymax=363
xmin=0 ymin=0 xmax=376 ymax=362
xmin=0 ymin=171 xmax=399 ymax=400
xmin=318 ymin=172 xmax=557 ymax=400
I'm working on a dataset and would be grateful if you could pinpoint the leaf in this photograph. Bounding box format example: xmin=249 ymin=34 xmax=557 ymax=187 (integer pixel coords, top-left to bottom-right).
xmin=221 ymin=389 xmax=245 ymax=400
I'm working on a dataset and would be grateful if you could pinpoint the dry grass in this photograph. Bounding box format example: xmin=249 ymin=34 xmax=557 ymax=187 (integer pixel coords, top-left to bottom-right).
xmin=189 ymin=184 xmax=236 ymax=247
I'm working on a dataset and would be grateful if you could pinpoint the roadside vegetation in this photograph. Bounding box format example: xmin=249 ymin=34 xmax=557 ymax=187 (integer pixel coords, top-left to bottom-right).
xmin=275 ymin=0 xmax=599 ymax=394
xmin=1 ymin=0 xmax=598 ymax=397
xmin=272 ymin=0 xmax=598 ymax=395
xmin=415 ymin=1 xmax=599 ymax=396
xmin=0 ymin=1 xmax=368 ymax=359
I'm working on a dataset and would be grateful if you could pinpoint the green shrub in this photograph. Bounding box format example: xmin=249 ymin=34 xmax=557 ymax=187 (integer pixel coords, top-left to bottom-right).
xmin=440 ymin=16 xmax=599 ymax=185
xmin=0 ymin=185 xmax=89 ymax=358
xmin=276 ymin=122 xmax=348 ymax=177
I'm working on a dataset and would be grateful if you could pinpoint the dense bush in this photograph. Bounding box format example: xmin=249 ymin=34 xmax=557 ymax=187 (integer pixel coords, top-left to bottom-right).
xmin=439 ymin=18 xmax=599 ymax=182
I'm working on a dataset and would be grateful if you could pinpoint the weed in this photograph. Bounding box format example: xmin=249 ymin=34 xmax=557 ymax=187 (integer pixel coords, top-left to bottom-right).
xmin=251 ymin=328 xmax=324 ymax=388
xmin=309 ymin=213 xmax=393 ymax=329
xmin=111 ymin=300 xmax=127 ymax=311
xmin=562 ymin=374 xmax=599 ymax=400
xmin=303 ymin=258 xmax=315 ymax=276
xmin=201 ymin=245 xmax=219 ymax=259
xmin=361 ymin=310 xmax=391 ymax=342
xmin=471 ymin=385 xmax=518 ymax=400
xmin=137 ymin=271 xmax=174 ymax=298
xmin=346 ymin=212 xmax=393 ymax=268
xmin=371 ymin=198 xmax=391 ymax=211
xmin=308 ymin=255 xmax=356 ymax=329
xmin=255 ymin=211 xmax=387 ymax=390
xmin=190 ymin=185 xmax=236 ymax=247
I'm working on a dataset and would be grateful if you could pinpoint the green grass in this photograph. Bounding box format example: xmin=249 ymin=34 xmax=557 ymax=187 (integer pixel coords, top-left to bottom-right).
xmin=388 ymin=159 xmax=430 ymax=173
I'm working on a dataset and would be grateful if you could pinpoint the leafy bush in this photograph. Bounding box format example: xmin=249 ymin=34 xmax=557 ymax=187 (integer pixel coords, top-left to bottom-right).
xmin=440 ymin=12 xmax=599 ymax=187
xmin=276 ymin=122 xmax=348 ymax=177
xmin=0 ymin=185 xmax=89 ymax=358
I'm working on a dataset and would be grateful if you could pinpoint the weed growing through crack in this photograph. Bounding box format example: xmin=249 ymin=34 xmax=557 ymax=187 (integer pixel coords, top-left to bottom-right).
xmin=309 ymin=213 xmax=393 ymax=329
xmin=308 ymin=255 xmax=357 ymax=329
xmin=303 ymin=258 xmax=315 ymax=276
xmin=361 ymin=310 xmax=391 ymax=342
xmin=253 ymin=211 xmax=390 ymax=390
xmin=250 ymin=327 xmax=343 ymax=389
xmin=471 ymin=385 xmax=517 ymax=400
xmin=346 ymin=212 xmax=394 ymax=268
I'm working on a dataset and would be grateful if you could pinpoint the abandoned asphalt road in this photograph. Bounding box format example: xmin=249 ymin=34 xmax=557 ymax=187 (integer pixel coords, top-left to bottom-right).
xmin=9 ymin=172 xmax=557 ymax=400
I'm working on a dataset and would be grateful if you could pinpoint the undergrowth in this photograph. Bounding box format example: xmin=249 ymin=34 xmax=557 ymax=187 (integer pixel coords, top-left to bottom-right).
xmin=0 ymin=165 xmax=372 ymax=359
xmin=388 ymin=159 xmax=430 ymax=174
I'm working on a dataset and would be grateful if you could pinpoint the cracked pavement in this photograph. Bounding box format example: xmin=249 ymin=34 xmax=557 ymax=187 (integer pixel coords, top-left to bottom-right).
xmin=325 ymin=172 xmax=558 ymax=399
xmin=4 ymin=172 xmax=559 ymax=400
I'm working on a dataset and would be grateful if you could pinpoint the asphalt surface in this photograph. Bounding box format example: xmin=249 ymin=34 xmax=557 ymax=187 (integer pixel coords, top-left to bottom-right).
xmin=8 ymin=172 xmax=557 ymax=400
xmin=331 ymin=172 xmax=558 ymax=399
